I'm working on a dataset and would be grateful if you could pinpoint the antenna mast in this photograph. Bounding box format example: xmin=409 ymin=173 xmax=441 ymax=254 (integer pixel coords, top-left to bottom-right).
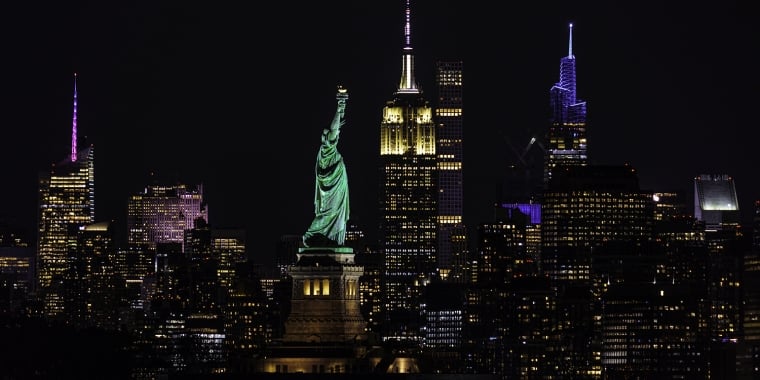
xmin=71 ymin=73 xmax=78 ymax=162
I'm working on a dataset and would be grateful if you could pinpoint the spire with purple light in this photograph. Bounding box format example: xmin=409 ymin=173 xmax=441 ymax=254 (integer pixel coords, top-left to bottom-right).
xmin=544 ymin=22 xmax=588 ymax=187
xmin=555 ymin=23 xmax=579 ymax=110
xmin=397 ymin=0 xmax=418 ymax=94
xmin=71 ymin=73 xmax=78 ymax=163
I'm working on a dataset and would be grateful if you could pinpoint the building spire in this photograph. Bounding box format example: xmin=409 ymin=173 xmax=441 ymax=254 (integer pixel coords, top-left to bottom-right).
xmin=71 ymin=73 xmax=78 ymax=163
xmin=397 ymin=0 xmax=418 ymax=93
xmin=568 ymin=23 xmax=574 ymax=58
xmin=404 ymin=0 xmax=411 ymax=48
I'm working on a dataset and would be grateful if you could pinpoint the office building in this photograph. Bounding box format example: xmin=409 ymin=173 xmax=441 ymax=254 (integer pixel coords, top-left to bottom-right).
xmin=544 ymin=23 xmax=588 ymax=187
xmin=601 ymin=282 xmax=706 ymax=378
xmin=541 ymin=164 xmax=654 ymax=378
xmin=36 ymin=73 xmax=95 ymax=318
xmin=127 ymin=182 xmax=208 ymax=252
xmin=65 ymin=221 xmax=122 ymax=330
xmin=434 ymin=60 xmax=465 ymax=276
xmin=379 ymin=0 xmax=437 ymax=342
xmin=694 ymin=174 xmax=740 ymax=231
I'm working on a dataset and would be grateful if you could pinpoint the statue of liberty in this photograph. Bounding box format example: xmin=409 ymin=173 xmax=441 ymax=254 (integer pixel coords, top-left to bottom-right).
xmin=303 ymin=86 xmax=350 ymax=247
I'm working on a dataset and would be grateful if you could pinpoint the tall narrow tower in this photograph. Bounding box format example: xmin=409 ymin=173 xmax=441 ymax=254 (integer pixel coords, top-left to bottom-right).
xmin=435 ymin=61 xmax=466 ymax=280
xmin=36 ymin=73 xmax=96 ymax=318
xmin=544 ymin=23 xmax=588 ymax=187
xmin=379 ymin=0 xmax=437 ymax=342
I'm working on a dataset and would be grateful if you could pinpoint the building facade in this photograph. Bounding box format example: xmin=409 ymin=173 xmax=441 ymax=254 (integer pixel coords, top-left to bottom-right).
xmin=127 ymin=183 xmax=208 ymax=252
xmin=36 ymin=74 xmax=95 ymax=318
xmin=434 ymin=60 xmax=465 ymax=277
xmin=544 ymin=23 xmax=588 ymax=188
xmin=379 ymin=0 xmax=437 ymax=343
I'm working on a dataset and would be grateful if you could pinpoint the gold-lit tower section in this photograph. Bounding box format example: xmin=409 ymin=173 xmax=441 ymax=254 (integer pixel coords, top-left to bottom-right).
xmin=379 ymin=0 xmax=437 ymax=343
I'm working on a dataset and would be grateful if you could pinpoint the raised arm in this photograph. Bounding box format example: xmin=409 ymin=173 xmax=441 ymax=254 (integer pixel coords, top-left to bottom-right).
xmin=326 ymin=86 xmax=349 ymax=141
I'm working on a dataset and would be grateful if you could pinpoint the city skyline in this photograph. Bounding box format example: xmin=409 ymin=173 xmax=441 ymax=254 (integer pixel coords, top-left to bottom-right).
xmin=2 ymin=1 xmax=756 ymax=257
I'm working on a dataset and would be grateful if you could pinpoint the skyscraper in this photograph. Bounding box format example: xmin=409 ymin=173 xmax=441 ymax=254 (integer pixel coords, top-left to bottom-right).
xmin=542 ymin=164 xmax=654 ymax=284
xmin=541 ymin=164 xmax=654 ymax=378
xmin=740 ymin=200 xmax=760 ymax=377
xmin=693 ymin=174 xmax=744 ymax=362
xmin=126 ymin=182 xmax=208 ymax=252
xmin=693 ymin=174 xmax=740 ymax=231
xmin=544 ymin=23 xmax=588 ymax=188
xmin=36 ymin=73 xmax=96 ymax=318
xmin=434 ymin=60 xmax=465 ymax=278
xmin=66 ymin=221 xmax=120 ymax=330
xmin=379 ymin=0 xmax=437 ymax=342
xmin=124 ymin=182 xmax=207 ymax=313
xmin=0 ymin=229 xmax=34 ymax=317
xmin=601 ymin=283 xmax=705 ymax=377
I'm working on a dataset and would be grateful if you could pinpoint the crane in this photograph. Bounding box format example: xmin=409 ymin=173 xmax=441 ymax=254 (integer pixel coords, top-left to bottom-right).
xmin=501 ymin=132 xmax=546 ymax=200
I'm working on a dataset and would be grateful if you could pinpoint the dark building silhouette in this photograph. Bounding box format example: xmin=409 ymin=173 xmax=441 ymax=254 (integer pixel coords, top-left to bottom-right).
xmin=434 ymin=60 xmax=466 ymax=277
xmin=541 ymin=164 xmax=654 ymax=378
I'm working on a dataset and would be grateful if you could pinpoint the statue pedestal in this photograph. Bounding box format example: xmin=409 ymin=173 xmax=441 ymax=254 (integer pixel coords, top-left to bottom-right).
xmin=284 ymin=245 xmax=366 ymax=344
xmin=297 ymin=246 xmax=354 ymax=264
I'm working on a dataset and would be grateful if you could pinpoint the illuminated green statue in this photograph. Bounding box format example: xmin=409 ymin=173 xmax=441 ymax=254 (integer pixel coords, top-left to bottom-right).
xmin=303 ymin=86 xmax=350 ymax=247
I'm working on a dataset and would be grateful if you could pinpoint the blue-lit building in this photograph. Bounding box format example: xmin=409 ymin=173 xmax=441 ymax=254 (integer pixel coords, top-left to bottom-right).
xmin=544 ymin=23 xmax=588 ymax=188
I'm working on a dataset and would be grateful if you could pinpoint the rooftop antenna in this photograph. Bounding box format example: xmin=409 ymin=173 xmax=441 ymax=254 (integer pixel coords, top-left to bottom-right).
xmin=71 ymin=73 xmax=78 ymax=162
xmin=397 ymin=0 xmax=418 ymax=93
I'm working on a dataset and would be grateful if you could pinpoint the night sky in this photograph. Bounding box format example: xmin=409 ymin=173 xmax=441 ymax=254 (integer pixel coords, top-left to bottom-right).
xmin=2 ymin=2 xmax=756 ymax=265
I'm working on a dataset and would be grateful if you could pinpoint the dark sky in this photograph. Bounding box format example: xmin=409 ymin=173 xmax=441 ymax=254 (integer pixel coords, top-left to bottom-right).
xmin=2 ymin=2 xmax=756 ymax=264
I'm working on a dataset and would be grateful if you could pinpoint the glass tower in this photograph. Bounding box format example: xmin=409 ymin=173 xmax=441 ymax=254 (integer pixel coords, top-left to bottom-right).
xmin=36 ymin=74 xmax=95 ymax=318
xmin=435 ymin=60 xmax=465 ymax=278
xmin=544 ymin=23 xmax=588 ymax=188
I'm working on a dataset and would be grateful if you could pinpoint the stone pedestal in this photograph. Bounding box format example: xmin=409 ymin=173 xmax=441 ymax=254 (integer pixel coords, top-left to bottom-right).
xmin=283 ymin=246 xmax=367 ymax=343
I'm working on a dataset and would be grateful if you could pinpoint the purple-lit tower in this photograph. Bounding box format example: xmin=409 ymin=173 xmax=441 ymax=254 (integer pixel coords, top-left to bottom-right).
xmin=71 ymin=73 xmax=78 ymax=163
xmin=544 ymin=23 xmax=588 ymax=188
xmin=36 ymin=73 xmax=95 ymax=318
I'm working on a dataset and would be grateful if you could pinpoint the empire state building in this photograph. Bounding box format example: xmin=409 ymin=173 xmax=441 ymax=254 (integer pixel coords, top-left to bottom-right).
xmin=379 ymin=0 xmax=437 ymax=343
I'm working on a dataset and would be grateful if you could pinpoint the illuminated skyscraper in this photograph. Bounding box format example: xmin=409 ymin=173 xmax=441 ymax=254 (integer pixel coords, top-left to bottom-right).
xmin=692 ymin=174 xmax=744 ymax=368
xmin=124 ymin=182 xmax=207 ymax=315
xmin=434 ymin=60 xmax=465 ymax=278
xmin=127 ymin=182 xmax=208 ymax=253
xmin=66 ymin=221 xmax=121 ymax=330
xmin=542 ymin=164 xmax=653 ymax=284
xmin=213 ymin=228 xmax=246 ymax=291
xmin=184 ymin=219 xmax=227 ymax=375
xmin=0 ymin=230 xmax=33 ymax=317
xmin=601 ymin=283 xmax=706 ymax=378
xmin=379 ymin=0 xmax=437 ymax=342
xmin=421 ymin=281 xmax=465 ymax=371
xmin=36 ymin=73 xmax=95 ymax=318
xmin=541 ymin=164 xmax=654 ymax=378
xmin=740 ymin=200 xmax=760 ymax=377
xmin=544 ymin=23 xmax=588 ymax=187
xmin=224 ymin=260 xmax=267 ymax=371
xmin=693 ymin=174 xmax=740 ymax=231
